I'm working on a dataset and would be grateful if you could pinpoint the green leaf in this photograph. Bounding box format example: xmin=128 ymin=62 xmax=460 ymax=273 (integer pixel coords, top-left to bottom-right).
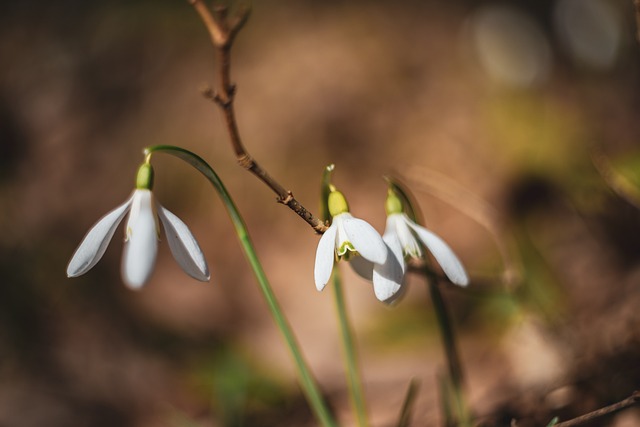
xmin=546 ymin=416 xmax=559 ymax=427
xmin=397 ymin=379 xmax=420 ymax=427
xmin=438 ymin=373 xmax=455 ymax=427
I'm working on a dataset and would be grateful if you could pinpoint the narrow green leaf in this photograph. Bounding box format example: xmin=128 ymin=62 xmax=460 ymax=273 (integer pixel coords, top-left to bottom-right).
xmin=438 ymin=373 xmax=455 ymax=427
xmin=396 ymin=379 xmax=420 ymax=427
xmin=546 ymin=417 xmax=559 ymax=427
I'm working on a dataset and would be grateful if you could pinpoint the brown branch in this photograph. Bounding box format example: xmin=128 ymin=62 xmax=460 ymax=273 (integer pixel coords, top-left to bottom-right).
xmin=554 ymin=391 xmax=640 ymax=427
xmin=189 ymin=0 xmax=328 ymax=233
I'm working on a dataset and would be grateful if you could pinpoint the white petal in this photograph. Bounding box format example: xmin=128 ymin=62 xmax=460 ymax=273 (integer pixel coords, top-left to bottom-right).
xmin=342 ymin=216 xmax=387 ymax=265
xmin=372 ymin=232 xmax=406 ymax=303
xmin=157 ymin=205 xmax=210 ymax=282
xmin=121 ymin=190 xmax=158 ymax=289
xmin=314 ymin=223 xmax=338 ymax=291
xmin=66 ymin=195 xmax=133 ymax=277
xmin=408 ymin=222 xmax=469 ymax=287
xmin=349 ymin=256 xmax=373 ymax=281
xmin=394 ymin=214 xmax=421 ymax=258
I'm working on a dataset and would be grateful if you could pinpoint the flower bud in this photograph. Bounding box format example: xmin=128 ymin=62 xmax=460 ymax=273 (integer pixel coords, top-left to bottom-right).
xmin=136 ymin=163 xmax=154 ymax=190
xmin=385 ymin=189 xmax=403 ymax=215
xmin=328 ymin=189 xmax=350 ymax=217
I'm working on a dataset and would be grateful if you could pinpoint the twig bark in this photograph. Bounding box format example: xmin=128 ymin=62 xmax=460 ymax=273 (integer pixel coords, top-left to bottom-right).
xmin=554 ymin=391 xmax=640 ymax=427
xmin=188 ymin=0 xmax=328 ymax=233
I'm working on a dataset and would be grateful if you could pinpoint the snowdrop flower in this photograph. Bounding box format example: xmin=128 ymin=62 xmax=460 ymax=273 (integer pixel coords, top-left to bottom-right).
xmin=67 ymin=162 xmax=210 ymax=289
xmin=384 ymin=189 xmax=468 ymax=287
xmin=314 ymin=186 xmax=404 ymax=302
xmin=349 ymin=228 xmax=406 ymax=303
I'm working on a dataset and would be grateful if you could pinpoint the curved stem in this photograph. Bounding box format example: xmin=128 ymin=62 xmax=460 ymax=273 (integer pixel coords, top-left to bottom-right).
xmin=332 ymin=267 xmax=369 ymax=427
xmin=144 ymin=145 xmax=338 ymax=427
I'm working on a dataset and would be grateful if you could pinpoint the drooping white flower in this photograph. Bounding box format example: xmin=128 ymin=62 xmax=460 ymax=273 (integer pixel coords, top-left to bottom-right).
xmin=384 ymin=189 xmax=468 ymax=287
xmin=350 ymin=229 xmax=405 ymax=303
xmin=351 ymin=188 xmax=469 ymax=298
xmin=67 ymin=163 xmax=209 ymax=289
xmin=314 ymin=187 xmax=403 ymax=302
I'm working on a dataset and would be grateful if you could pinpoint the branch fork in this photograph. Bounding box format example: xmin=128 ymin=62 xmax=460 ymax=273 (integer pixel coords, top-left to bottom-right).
xmin=189 ymin=0 xmax=328 ymax=233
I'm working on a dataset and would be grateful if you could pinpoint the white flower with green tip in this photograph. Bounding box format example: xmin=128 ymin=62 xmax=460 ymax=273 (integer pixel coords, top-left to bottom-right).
xmin=314 ymin=188 xmax=404 ymax=302
xmin=67 ymin=162 xmax=210 ymax=289
xmin=385 ymin=190 xmax=468 ymax=287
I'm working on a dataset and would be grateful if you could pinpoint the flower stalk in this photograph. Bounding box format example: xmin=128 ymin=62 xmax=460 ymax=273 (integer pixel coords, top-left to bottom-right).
xmin=385 ymin=177 xmax=471 ymax=426
xmin=321 ymin=166 xmax=369 ymax=427
xmin=332 ymin=268 xmax=369 ymax=427
xmin=426 ymin=272 xmax=471 ymax=427
xmin=144 ymin=145 xmax=337 ymax=427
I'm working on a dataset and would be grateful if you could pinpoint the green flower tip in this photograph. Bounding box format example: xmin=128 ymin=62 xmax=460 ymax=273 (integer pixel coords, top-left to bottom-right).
xmin=136 ymin=162 xmax=154 ymax=190
xmin=385 ymin=188 xmax=403 ymax=215
xmin=328 ymin=188 xmax=349 ymax=217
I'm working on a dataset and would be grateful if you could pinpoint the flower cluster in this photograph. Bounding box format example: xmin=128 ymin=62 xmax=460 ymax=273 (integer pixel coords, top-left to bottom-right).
xmin=67 ymin=162 xmax=209 ymax=289
xmin=67 ymin=160 xmax=466 ymax=302
xmin=314 ymin=185 xmax=468 ymax=303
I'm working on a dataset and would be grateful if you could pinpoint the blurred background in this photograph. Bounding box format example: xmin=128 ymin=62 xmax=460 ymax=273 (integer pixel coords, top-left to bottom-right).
xmin=1 ymin=0 xmax=640 ymax=425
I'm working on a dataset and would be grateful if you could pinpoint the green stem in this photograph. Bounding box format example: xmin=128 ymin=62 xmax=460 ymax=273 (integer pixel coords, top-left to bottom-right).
xmin=145 ymin=145 xmax=338 ymax=427
xmin=332 ymin=268 xmax=369 ymax=427
xmin=426 ymin=272 xmax=471 ymax=427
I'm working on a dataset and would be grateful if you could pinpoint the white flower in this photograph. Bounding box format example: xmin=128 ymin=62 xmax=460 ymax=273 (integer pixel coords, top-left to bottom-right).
xmin=350 ymin=229 xmax=406 ymax=303
xmin=386 ymin=213 xmax=468 ymax=287
xmin=314 ymin=212 xmax=389 ymax=293
xmin=315 ymin=186 xmax=404 ymax=303
xmin=67 ymin=188 xmax=210 ymax=289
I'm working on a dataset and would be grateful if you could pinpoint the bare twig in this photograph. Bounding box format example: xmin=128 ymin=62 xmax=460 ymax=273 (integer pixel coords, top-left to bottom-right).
xmin=189 ymin=0 xmax=328 ymax=233
xmin=554 ymin=391 xmax=640 ymax=427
